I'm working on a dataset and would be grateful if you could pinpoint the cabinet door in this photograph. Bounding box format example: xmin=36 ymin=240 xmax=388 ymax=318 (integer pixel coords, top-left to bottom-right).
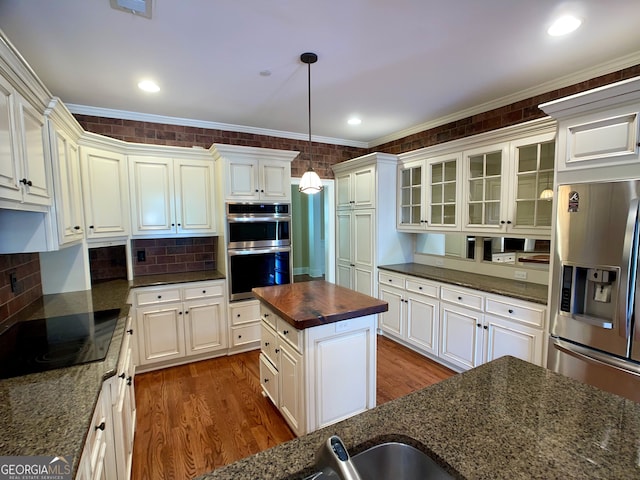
xmin=352 ymin=166 xmax=375 ymax=208
xmin=129 ymin=156 xmax=175 ymax=235
xmin=406 ymin=293 xmax=439 ymax=356
xmin=463 ymin=143 xmax=509 ymax=233
xmin=427 ymin=153 xmax=461 ymax=230
xmin=335 ymin=171 xmax=352 ymax=209
xmin=278 ymin=341 xmax=304 ymax=435
xmin=0 ymin=76 xmax=21 ymax=202
xmin=226 ymin=158 xmax=259 ymax=200
xmin=353 ymin=210 xmax=374 ymax=269
xmin=260 ymin=159 xmax=290 ymax=201
xmin=378 ymin=285 xmax=403 ymax=337
xmin=52 ymin=127 xmax=84 ymax=244
xmin=397 ymin=160 xmax=425 ymax=230
xmin=81 ymin=147 xmax=129 ymax=238
xmin=483 ymin=315 xmax=544 ymax=366
xmin=174 ymin=158 xmax=217 ymax=234
xmin=336 ymin=210 xmax=352 ymax=265
xmin=259 ymin=353 xmax=279 ymax=406
xmin=137 ymin=304 xmax=185 ymax=364
xmin=509 ymin=133 xmax=555 ymax=235
xmin=439 ymin=302 xmax=483 ymax=371
xmin=184 ymin=298 xmax=226 ymax=355
xmin=15 ymin=95 xmax=50 ymax=205
xmin=335 ymin=262 xmax=352 ymax=290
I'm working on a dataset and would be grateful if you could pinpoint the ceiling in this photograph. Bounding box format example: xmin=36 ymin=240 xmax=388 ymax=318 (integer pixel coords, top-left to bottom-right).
xmin=0 ymin=1 xmax=639 ymax=148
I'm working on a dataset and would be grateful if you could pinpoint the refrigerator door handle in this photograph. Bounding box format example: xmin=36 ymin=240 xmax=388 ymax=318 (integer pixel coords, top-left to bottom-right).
xmin=621 ymin=198 xmax=640 ymax=339
xmin=552 ymin=337 xmax=640 ymax=377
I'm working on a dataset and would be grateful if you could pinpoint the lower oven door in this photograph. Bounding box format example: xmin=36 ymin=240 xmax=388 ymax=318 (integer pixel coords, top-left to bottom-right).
xmin=548 ymin=336 xmax=640 ymax=402
xmin=228 ymin=247 xmax=291 ymax=301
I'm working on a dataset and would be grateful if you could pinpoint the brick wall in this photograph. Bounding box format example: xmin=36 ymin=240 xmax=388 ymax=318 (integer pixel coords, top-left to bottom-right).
xmin=73 ymin=116 xmax=365 ymax=180
xmin=88 ymin=246 xmax=127 ymax=283
xmin=0 ymin=254 xmax=43 ymax=324
xmin=131 ymin=237 xmax=217 ymax=276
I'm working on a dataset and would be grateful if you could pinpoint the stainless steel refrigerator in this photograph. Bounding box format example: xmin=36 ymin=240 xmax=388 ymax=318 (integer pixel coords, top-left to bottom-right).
xmin=548 ymin=180 xmax=640 ymax=402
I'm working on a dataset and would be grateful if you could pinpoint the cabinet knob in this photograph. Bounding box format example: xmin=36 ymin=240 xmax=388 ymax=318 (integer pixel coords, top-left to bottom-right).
xmin=500 ymin=220 xmax=506 ymax=224
xmin=275 ymin=348 xmax=280 ymax=353
xmin=178 ymin=223 xmax=181 ymax=226
xmin=179 ymin=311 xmax=183 ymax=315
xmin=264 ymin=313 xmax=269 ymax=317
xmin=418 ymin=286 xmax=423 ymax=290
xmin=457 ymin=296 xmax=462 ymax=301
xmin=157 ymin=295 xmax=162 ymax=299
xmin=237 ymin=313 xmax=241 ymax=318
xmin=89 ymin=225 xmax=94 ymax=229
xmin=264 ymin=341 xmax=269 ymax=346
xmin=476 ymin=323 xmax=482 ymax=328
xmin=283 ymin=330 xmax=289 ymax=335
xmin=119 ymin=373 xmax=126 ymax=379
xmin=255 ymin=189 xmax=259 ymax=192
xmin=127 ymin=376 xmax=133 ymax=386
xmin=202 ymin=290 xmax=207 ymax=294
xmin=507 ymin=220 xmax=512 ymax=225
xmin=483 ymin=325 xmax=488 ymax=330
xmin=20 ymin=178 xmax=32 ymax=186
xmin=127 ymin=329 xmax=134 ymax=335
xmin=73 ymin=226 xmax=80 ymax=230
xmin=185 ymin=310 xmax=189 ymax=314
xmin=508 ymin=309 xmax=514 ymax=314
xmin=172 ymin=223 xmax=175 ymax=226
xmin=260 ymin=189 xmax=264 ymax=193
xmin=95 ymin=422 xmax=106 ymax=431
xmin=264 ymin=378 xmax=269 ymax=383
xmin=238 ymin=334 xmax=242 ymax=339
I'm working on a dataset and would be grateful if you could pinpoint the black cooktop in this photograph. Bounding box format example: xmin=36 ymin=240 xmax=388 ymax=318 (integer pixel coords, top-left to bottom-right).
xmin=0 ymin=309 xmax=120 ymax=380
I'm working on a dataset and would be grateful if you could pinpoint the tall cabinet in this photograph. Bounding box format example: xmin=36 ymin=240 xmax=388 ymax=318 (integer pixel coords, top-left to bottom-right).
xmin=332 ymin=153 xmax=412 ymax=297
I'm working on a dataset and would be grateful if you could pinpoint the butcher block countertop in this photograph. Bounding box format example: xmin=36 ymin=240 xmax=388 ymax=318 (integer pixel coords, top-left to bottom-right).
xmin=252 ymin=281 xmax=388 ymax=329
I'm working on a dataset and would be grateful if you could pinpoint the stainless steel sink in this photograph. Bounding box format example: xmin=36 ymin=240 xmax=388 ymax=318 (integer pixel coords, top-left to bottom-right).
xmin=305 ymin=441 xmax=454 ymax=479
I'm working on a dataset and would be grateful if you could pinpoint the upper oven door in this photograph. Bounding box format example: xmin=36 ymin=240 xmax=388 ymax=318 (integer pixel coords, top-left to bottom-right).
xmin=227 ymin=217 xmax=290 ymax=249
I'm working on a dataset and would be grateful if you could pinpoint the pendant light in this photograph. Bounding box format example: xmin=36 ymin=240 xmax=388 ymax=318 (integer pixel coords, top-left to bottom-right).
xmin=298 ymin=52 xmax=323 ymax=195
xmin=539 ymin=172 xmax=554 ymax=200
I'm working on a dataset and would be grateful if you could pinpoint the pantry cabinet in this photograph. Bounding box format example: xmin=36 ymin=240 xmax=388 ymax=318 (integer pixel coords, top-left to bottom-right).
xmin=333 ymin=153 xmax=412 ymax=298
xmin=378 ymin=270 xmax=546 ymax=372
xmin=132 ymin=280 xmax=227 ymax=371
xmin=80 ymin=145 xmax=129 ymax=239
xmin=128 ymin=155 xmax=217 ymax=236
xmin=211 ymin=144 xmax=297 ymax=203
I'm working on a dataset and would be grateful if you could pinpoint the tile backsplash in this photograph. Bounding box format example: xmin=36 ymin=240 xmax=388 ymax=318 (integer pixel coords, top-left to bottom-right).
xmin=0 ymin=253 xmax=43 ymax=324
xmin=132 ymin=237 xmax=217 ymax=276
xmin=89 ymin=245 xmax=127 ymax=283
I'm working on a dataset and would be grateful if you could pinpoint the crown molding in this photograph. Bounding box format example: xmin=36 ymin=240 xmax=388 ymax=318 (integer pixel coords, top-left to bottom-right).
xmin=368 ymin=51 xmax=640 ymax=148
xmin=65 ymin=103 xmax=369 ymax=149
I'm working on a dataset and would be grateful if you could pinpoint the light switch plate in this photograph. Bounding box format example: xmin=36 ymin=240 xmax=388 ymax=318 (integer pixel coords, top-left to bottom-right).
xmin=514 ymin=270 xmax=527 ymax=280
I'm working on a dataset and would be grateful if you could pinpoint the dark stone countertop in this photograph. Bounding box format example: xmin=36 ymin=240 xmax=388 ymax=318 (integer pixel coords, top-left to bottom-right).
xmin=195 ymin=356 xmax=640 ymax=480
xmin=379 ymin=263 xmax=548 ymax=304
xmin=252 ymin=281 xmax=388 ymax=329
xmin=0 ymin=270 xmax=225 ymax=476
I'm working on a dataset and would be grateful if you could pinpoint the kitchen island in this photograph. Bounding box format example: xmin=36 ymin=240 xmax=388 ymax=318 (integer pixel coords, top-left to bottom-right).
xmin=196 ymin=355 xmax=640 ymax=479
xmin=252 ymin=281 xmax=388 ymax=436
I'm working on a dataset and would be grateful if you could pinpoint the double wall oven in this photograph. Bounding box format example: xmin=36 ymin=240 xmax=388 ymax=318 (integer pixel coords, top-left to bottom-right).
xmin=226 ymin=203 xmax=292 ymax=300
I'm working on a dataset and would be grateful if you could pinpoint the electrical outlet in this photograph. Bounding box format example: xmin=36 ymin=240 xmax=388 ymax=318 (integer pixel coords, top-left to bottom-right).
xmin=137 ymin=250 xmax=146 ymax=262
xmin=9 ymin=272 xmax=18 ymax=293
xmin=514 ymin=270 xmax=527 ymax=280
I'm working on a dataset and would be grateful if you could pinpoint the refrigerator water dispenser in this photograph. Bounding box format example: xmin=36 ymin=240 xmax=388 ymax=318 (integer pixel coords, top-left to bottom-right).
xmin=560 ymin=264 xmax=618 ymax=328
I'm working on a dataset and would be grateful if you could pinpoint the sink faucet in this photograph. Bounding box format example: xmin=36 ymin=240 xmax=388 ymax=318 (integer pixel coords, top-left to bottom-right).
xmin=315 ymin=435 xmax=363 ymax=480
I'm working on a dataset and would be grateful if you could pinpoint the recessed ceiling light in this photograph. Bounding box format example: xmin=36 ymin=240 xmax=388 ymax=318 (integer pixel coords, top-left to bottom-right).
xmin=138 ymin=80 xmax=160 ymax=93
xmin=348 ymin=117 xmax=362 ymax=126
xmin=259 ymin=70 xmax=272 ymax=77
xmin=547 ymin=15 xmax=582 ymax=36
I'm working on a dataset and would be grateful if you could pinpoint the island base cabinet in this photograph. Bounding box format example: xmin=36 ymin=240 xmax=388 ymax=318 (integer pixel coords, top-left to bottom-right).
xmin=259 ymin=308 xmax=376 ymax=436
xmin=306 ymin=321 xmax=374 ymax=431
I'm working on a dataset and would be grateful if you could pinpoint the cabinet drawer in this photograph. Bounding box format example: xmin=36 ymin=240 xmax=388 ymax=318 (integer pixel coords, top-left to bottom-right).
xmin=183 ymin=282 xmax=224 ymax=300
xmin=135 ymin=288 xmax=181 ymax=307
xmin=277 ymin=318 xmax=303 ymax=353
xmin=259 ymin=353 xmax=279 ymax=406
xmin=231 ymin=323 xmax=261 ymax=347
xmin=261 ymin=322 xmax=279 ymax=366
xmin=441 ymin=287 xmax=484 ymax=311
xmin=260 ymin=303 xmax=277 ymax=329
xmin=379 ymin=271 xmax=405 ymax=288
xmin=406 ymin=278 xmax=439 ymax=298
xmin=230 ymin=300 xmax=260 ymax=326
xmin=485 ymin=298 xmax=545 ymax=328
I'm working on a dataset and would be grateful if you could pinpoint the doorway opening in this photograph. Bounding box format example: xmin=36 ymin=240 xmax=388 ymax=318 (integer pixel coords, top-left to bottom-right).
xmin=290 ymin=178 xmax=335 ymax=283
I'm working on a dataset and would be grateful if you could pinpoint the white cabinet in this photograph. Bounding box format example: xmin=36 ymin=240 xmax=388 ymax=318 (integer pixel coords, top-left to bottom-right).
xmin=228 ymin=299 xmax=261 ymax=352
xmin=336 ymin=209 xmax=375 ymax=296
xmin=128 ymin=155 xmax=217 ymax=236
xmin=211 ymin=144 xmax=297 ymax=203
xmin=540 ymin=77 xmax=640 ymax=179
xmin=76 ymin=388 xmax=117 ymax=480
xmin=378 ymin=270 xmax=547 ymax=372
xmin=80 ymin=145 xmax=129 ymax=239
xmin=0 ymin=75 xmax=51 ymax=209
xmin=45 ymin=99 xmax=85 ymax=245
xmin=397 ymin=152 xmax=462 ymax=232
xmin=333 ymin=153 xmax=412 ymax=299
xmin=378 ymin=271 xmax=439 ymax=356
xmin=259 ymin=303 xmax=376 ymax=436
xmin=336 ymin=164 xmax=375 ymax=209
xmin=133 ymin=280 xmax=227 ymax=371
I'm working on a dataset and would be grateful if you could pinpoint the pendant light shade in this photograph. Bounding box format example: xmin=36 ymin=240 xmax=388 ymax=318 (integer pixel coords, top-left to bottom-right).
xmin=298 ymin=52 xmax=323 ymax=195
xmin=539 ymin=188 xmax=554 ymax=200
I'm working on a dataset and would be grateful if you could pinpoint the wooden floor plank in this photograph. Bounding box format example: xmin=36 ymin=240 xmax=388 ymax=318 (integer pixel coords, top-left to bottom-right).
xmin=131 ymin=335 xmax=455 ymax=480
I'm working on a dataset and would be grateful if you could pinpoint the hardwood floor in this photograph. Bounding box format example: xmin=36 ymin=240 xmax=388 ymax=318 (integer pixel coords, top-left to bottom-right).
xmin=131 ymin=335 xmax=455 ymax=480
